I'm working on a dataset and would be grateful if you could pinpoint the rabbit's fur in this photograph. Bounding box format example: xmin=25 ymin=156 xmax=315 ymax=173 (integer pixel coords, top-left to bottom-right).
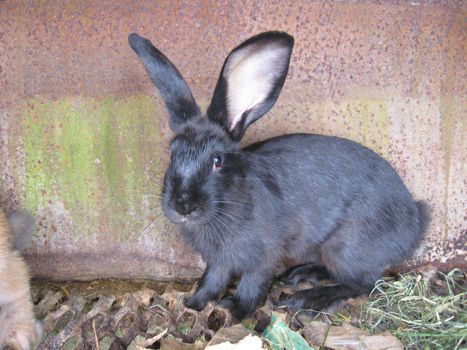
xmin=129 ymin=31 xmax=428 ymax=320
xmin=0 ymin=210 xmax=40 ymax=349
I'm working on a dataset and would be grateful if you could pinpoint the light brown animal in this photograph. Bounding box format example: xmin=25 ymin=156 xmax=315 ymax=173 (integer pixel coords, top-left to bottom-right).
xmin=0 ymin=210 xmax=40 ymax=350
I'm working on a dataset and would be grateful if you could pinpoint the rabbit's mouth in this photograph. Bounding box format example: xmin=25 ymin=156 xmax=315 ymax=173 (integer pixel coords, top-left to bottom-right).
xmin=163 ymin=205 xmax=206 ymax=226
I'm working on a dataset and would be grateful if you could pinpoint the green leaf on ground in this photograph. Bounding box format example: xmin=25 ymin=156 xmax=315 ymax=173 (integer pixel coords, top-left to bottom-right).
xmin=262 ymin=312 xmax=314 ymax=350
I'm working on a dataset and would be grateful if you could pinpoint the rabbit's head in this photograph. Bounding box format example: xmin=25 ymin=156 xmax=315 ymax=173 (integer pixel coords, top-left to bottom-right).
xmin=129 ymin=32 xmax=293 ymax=226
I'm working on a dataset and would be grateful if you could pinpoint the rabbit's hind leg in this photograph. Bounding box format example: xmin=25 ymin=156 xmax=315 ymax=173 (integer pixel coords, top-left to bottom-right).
xmin=277 ymin=264 xmax=330 ymax=287
xmin=280 ymin=284 xmax=365 ymax=314
xmin=280 ymin=220 xmax=385 ymax=314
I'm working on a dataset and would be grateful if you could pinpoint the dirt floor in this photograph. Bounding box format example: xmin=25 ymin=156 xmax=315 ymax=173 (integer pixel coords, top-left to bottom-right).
xmin=31 ymin=269 xmax=466 ymax=350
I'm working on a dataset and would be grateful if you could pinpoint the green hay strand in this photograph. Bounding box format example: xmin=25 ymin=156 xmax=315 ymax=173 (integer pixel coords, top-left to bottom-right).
xmin=362 ymin=269 xmax=466 ymax=349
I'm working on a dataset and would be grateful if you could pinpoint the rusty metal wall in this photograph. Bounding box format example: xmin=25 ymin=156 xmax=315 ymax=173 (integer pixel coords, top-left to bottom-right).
xmin=0 ymin=1 xmax=465 ymax=281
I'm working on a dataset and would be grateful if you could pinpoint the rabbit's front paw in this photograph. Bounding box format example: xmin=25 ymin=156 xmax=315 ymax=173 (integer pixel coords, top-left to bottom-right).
xmin=217 ymin=296 xmax=248 ymax=322
xmin=184 ymin=294 xmax=208 ymax=311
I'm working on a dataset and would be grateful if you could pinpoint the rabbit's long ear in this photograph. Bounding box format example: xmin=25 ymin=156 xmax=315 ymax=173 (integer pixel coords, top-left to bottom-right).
xmin=207 ymin=32 xmax=294 ymax=141
xmin=129 ymin=33 xmax=200 ymax=132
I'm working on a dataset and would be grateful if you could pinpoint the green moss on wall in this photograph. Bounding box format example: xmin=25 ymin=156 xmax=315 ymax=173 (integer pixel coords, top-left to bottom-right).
xmin=19 ymin=95 xmax=163 ymax=240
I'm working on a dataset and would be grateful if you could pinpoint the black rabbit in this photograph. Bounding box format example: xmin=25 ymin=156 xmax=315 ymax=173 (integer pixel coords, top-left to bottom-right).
xmin=128 ymin=31 xmax=428 ymax=321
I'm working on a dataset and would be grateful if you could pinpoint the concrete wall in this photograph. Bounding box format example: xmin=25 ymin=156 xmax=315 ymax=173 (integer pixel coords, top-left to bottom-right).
xmin=0 ymin=1 xmax=465 ymax=281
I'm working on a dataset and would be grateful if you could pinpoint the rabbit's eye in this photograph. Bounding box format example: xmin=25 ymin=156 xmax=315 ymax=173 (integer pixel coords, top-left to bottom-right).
xmin=213 ymin=155 xmax=223 ymax=170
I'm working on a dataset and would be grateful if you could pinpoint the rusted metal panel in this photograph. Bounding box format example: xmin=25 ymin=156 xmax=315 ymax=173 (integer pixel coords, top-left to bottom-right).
xmin=0 ymin=1 xmax=465 ymax=281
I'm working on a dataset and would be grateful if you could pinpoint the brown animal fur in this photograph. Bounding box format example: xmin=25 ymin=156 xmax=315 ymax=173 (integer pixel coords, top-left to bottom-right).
xmin=0 ymin=210 xmax=40 ymax=350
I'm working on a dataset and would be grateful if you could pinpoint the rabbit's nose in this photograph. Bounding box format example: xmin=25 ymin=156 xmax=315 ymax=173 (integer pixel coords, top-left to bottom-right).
xmin=178 ymin=205 xmax=195 ymax=216
xmin=173 ymin=194 xmax=197 ymax=216
xmin=176 ymin=202 xmax=198 ymax=216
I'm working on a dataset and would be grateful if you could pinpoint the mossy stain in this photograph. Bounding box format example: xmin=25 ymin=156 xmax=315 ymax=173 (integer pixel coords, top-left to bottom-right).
xmin=20 ymin=95 xmax=164 ymax=240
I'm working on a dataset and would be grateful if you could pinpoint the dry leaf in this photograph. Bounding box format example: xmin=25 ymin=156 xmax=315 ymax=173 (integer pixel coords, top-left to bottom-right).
xmin=160 ymin=337 xmax=205 ymax=350
xmin=207 ymin=324 xmax=255 ymax=347
xmin=303 ymin=321 xmax=403 ymax=350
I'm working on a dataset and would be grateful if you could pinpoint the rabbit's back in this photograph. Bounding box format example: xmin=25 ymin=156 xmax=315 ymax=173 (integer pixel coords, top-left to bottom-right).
xmin=245 ymin=134 xmax=423 ymax=271
xmin=246 ymin=133 xmax=414 ymax=209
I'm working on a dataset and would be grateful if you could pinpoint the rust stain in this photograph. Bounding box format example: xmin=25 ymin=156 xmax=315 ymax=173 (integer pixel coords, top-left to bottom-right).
xmin=0 ymin=0 xmax=465 ymax=281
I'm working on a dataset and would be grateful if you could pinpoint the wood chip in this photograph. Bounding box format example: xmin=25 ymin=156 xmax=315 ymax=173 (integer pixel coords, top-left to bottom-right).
xmin=303 ymin=321 xmax=403 ymax=350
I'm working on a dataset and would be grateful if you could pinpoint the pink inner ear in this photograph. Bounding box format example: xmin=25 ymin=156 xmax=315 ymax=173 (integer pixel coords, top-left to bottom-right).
xmin=224 ymin=43 xmax=292 ymax=132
